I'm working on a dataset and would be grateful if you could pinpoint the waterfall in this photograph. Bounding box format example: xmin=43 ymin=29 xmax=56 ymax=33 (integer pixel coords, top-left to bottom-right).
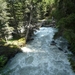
xmin=0 ymin=27 xmax=75 ymax=75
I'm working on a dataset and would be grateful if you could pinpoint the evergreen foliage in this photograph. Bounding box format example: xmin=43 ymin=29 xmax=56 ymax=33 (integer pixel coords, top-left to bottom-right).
xmin=53 ymin=0 xmax=75 ymax=71
xmin=0 ymin=0 xmax=53 ymax=68
xmin=0 ymin=0 xmax=9 ymax=39
xmin=0 ymin=0 xmax=53 ymax=40
xmin=53 ymin=0 xmax=75 ymax=54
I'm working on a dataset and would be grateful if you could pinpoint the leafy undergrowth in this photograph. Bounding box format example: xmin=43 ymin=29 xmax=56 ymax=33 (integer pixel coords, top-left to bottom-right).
xmin=0 ymin=38 xmax=26 ymax=69
xmin=69 ymin=57 xmax=75 ymax=72
xmin=53 ymin=14 xmax=75 ymax=72
xmin=0 ymin=55 xmax=7 ymax=68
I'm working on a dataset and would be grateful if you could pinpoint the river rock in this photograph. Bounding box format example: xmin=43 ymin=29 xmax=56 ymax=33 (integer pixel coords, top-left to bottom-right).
xmin=58 ymin=47 xmax=63 ymax=51
xmin=50 ymin=40 xmax=56 ymax=45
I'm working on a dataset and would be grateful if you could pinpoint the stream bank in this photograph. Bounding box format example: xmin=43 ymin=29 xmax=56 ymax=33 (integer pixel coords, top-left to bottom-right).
xmin=0 ymin=37 xmax=26 ymax=69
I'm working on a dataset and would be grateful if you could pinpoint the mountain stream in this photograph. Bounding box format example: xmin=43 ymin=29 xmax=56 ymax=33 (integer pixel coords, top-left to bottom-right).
xmin=0 ymin=27 xmax=75 ymax=75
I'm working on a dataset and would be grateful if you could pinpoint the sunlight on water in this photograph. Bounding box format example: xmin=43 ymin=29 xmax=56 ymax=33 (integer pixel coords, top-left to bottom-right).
xmin=21 ymin=47 xmax=45 ymax=53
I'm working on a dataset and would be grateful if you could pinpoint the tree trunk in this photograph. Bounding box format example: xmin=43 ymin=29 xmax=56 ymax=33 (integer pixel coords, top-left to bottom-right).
xmin=25 ymin=1 xmax=33 ymax=42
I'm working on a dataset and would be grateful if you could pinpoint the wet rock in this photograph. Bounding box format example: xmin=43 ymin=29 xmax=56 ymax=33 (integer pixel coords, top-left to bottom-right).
xmin=26 ymin=37 xmax=34 ymax=42
xmin=67 ymin=44 xmax=71 ymax=49
xmin=50 ymin=40 xmax=56 ymax=45
xmin=58 ymin=47 xmax=63 ymax=51
xmin=57 ymin=47 xmax=68 ymax=53
xmin=64 ymin=50 xmax=68 ymax=53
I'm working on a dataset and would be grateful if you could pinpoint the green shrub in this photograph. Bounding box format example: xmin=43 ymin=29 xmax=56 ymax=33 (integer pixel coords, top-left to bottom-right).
xmin=0 ymin=55 xmax=7 ymax=67
xmin=57 ymin=13 xmax=75 ymax=31
xmin=65 ymin=14 xmax=75 ymax=30
xmin=55 ymin=14 xmax=75 ymax=54
xmin=69 ymin=58 xmax=75 ymax=72
xmin=63 ymin=29 xmax=75 ymax=54
xmin=0 ymin=38 xmax=6 ymax=46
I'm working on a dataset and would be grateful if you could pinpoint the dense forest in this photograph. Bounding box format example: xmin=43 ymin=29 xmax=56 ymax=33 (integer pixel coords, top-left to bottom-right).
xmin=0 ymin=0 xmax=75 ymax=72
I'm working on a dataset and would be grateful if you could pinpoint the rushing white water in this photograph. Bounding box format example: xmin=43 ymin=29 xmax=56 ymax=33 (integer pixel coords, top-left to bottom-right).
xmin=0 ymin=27 xmax=75 ymax=75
